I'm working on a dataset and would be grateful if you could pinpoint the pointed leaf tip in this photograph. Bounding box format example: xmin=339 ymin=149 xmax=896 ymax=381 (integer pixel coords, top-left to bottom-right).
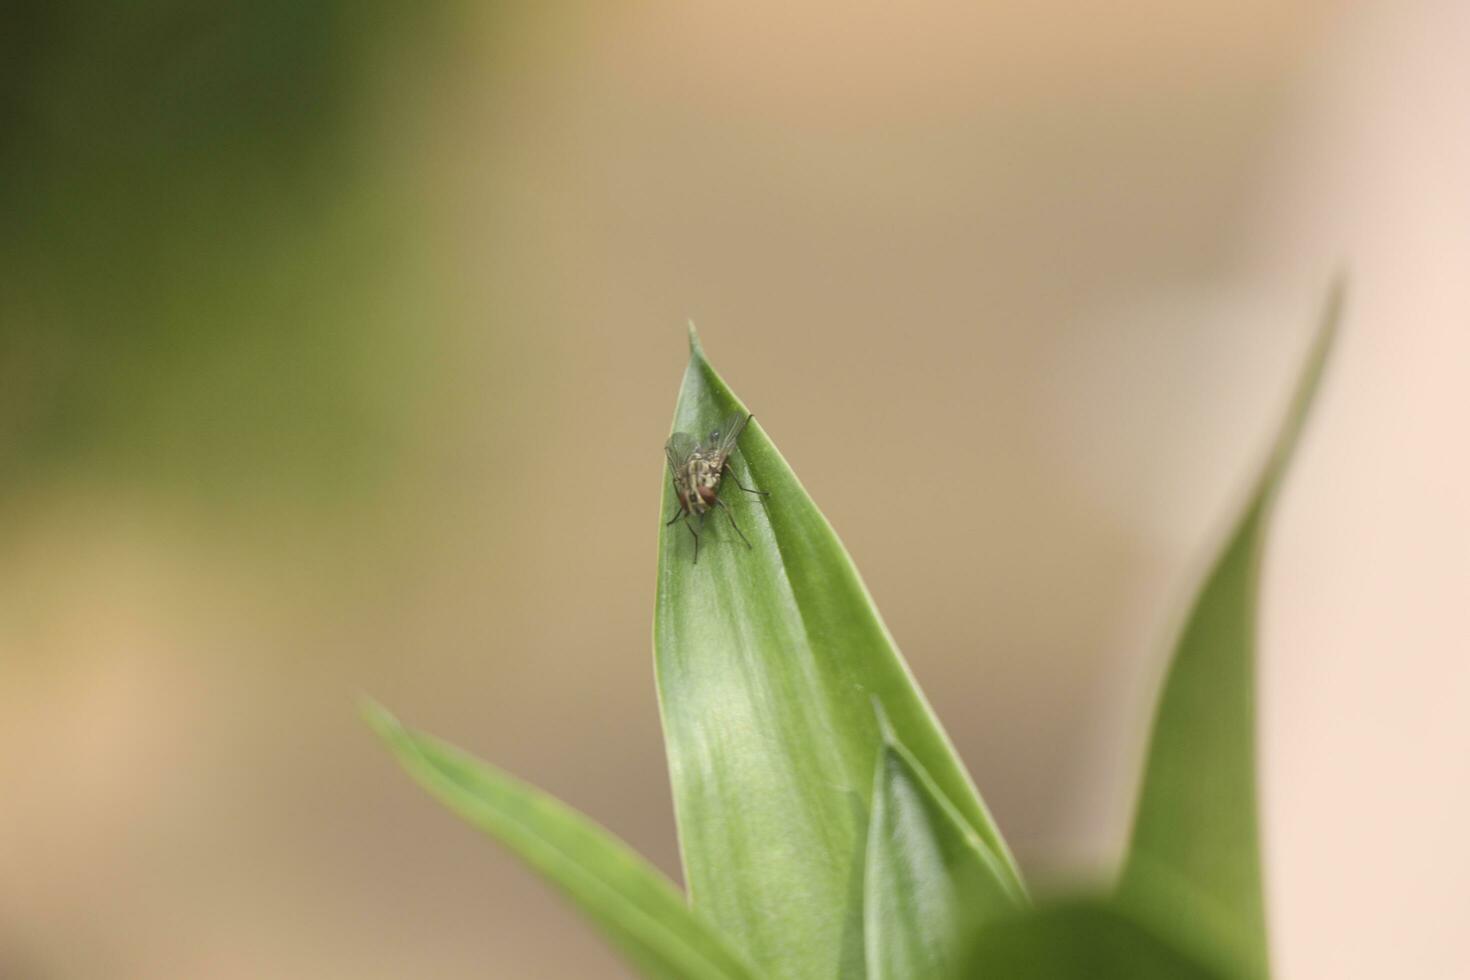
xmin=863 ymin=724 xmax=1026 ymax=980
xmin=1117 ymin=281 xmax=1345 ymax=980
xmin=367 ymin=704 xmax=763 ymax=980
xmin=687 ymin=320 xmax=705 ymax=359
xmin=871 ymin=697 xmax=898 ymax=744
xmin=358 ymin=697 xmax=399 ymax=739
xmin=656 ymin=336 xmax=1026 ymax=975
xmin=1265 ymin=277 xmax=1343 ymax=487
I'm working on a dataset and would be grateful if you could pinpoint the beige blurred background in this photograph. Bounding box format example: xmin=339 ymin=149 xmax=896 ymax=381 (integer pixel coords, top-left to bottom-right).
xmin=2 ymin=2 xmax=1466 ymax=977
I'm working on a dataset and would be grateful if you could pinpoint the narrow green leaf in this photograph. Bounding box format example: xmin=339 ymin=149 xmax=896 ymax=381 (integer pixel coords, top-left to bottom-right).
xmin=655 ymin=327 xmax=1024 ymax=979
xmin=863 ymin=712 xmax=1025 ymax=980
xmin=959 ymin=899 xmax=1227 ymax=979
xmin=363 ymin=701 xmax=763 ymax=980
xmin=1117 ymin=284 xmax=1343 ymax=978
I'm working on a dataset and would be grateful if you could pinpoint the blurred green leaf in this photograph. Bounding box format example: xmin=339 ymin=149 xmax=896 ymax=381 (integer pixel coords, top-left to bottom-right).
xmin=959 ymin=899 xmax=1226 ymax=979
xmin=0 ymin=0 xmax=445 ymax=498
xmin=654 ymin=327 xmax=1024 ymax=979
xmin=363 ymin=701 xmax=763 ymax=980
xmin=1117 ymin=284 xmax=1342 ymax=978
xmin=863 ymin=711 xmax=1025 ymax=980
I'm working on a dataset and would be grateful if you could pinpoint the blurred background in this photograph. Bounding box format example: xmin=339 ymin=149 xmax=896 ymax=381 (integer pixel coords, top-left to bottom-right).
xmin=2 ymin=2 xmax=1466 ymax=977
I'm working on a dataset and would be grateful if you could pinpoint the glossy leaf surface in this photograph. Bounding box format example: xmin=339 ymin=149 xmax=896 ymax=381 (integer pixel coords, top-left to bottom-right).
xmin=654 ymin=328 xmax=1024 ymax=979
xmin=863 ymin=717 xmax=1024 ymax=980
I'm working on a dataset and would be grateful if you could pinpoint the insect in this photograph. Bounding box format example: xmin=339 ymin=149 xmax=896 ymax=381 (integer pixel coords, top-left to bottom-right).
xmin=664 ymin=411 xmax=769 ymax=563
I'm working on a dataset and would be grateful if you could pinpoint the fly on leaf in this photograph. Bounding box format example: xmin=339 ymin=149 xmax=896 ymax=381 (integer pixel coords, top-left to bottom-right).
xmin=664 ymin=412 xmax=769 ymax=563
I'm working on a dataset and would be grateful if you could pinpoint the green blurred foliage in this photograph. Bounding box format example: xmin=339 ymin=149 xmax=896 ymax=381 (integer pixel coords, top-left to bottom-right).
xmin=0 ymin=1 xmax=440 ymax=505
xmin=1118 ymin=291 xmax=1337 ymax=979
xmin=958 ymin=900 xmax=1224 ymax=979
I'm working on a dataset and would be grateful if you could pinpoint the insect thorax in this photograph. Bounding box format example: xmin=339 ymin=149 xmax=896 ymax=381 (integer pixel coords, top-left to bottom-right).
xmin=686 ymin=454 xmax=723 ymax=511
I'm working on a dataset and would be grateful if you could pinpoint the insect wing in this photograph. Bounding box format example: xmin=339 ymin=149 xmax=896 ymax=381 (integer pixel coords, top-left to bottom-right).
xmin=665 ymin=430 xmax=700 ymax=504
xmin=711 ymin=412 xmax=752 ymax=461
xmin=666 ymin=430 xmax=699 ymax=470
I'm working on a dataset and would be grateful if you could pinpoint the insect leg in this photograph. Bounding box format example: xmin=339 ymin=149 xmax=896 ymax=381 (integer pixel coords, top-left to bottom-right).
xmin=665 ymin=505 xmax=684 ymax=526
xmin=683 ymin=514 xmax=700 ymax=563
xmin=723 ymin=463 xmax=770 ymax=497
xmin=715 ymin=496 xmax=752 ymax=549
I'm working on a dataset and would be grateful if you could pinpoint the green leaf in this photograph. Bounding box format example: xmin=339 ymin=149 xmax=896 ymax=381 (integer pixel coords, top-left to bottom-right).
xmin=655 ymin=327 xmax=1025 ymax=979
xmin=1117 ymin=284 xmax=1343 ymax=978
xmin=363 ymin=701 xmax=764 ymax=980
xmin=959 ymin=899 xmax=1227 ymax=979
xmin=863 ymin=711 xmax=1025 ymax=980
